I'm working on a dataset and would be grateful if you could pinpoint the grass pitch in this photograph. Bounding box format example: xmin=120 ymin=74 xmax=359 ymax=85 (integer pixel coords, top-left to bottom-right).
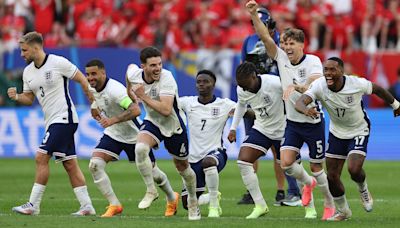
xmin=0 ymin=159 xmax=399 ymax=227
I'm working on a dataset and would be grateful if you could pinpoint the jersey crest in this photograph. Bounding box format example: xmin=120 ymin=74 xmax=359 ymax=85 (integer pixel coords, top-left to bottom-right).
xmin=45 ymin=71 xmax=53 ymax=84
xmin=263 ymin=95 xmax=272 ymax=106
xmin=298 ymin=68 xmax=306 ymax=79
xmin=150 ymin=88 xmax=157 ymax=98
xmin=211 ymin=107 xmax=220 ymax=117
xmin=345 ymin=95 xmax=354 ymax=104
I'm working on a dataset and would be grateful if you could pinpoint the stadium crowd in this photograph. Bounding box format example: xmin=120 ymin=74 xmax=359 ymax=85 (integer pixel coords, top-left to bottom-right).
xmin=1 ymin=0 xmax=400 ymax=54
xmin=2 ymin=0 xmax=400 ymax=106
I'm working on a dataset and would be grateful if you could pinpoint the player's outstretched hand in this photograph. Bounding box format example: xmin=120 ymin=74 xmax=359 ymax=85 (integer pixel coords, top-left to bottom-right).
xmin=304 ymin=107 xmax=320 ymax=119
xmin=246 ymin=0 xmax=258 ymax=15
xmin=394 ymin=106 xmax=400 ymax=117
xmin=227 ymin=130 xmax=236 ymax=143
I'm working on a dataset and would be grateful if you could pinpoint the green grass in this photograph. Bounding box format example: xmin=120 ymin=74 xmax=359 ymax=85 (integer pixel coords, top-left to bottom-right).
xmin=0 ymin=159 xmax=399 ymax=227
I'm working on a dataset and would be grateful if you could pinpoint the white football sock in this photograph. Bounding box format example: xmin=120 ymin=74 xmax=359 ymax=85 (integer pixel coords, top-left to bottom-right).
xmin=73 ymin=185 xmax=92 ymax=207
xmin=313 ymin=170 xmax=335 ymax=208
xmin=237 ymin=160 xmax=266 ymax=208
xmin=89 ymin=157 xmax=120 ymax=205
xmin=283 ymin=162 xmax=313 ymax=186
xmin=334 ymin=194 xmax=351 ymax=212
xmin=135 ymin=143 xmax=156 ymax=193
xmin=29 ymin=183 xmax=46 ymax=209
xmin=179 ymin=167 xmax=197 ymax=206
xmin=204 ymin=166 xmax=219 ymax=208
xmin=152 ymin=165 xmax=175 ymax=202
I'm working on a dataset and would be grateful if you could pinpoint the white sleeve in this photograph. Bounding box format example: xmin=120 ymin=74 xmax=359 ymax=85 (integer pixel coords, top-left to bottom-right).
xmin=22 ymin=71 xmax=32 ymax=93
xmin=56 ymin=56 xmax=78 ymax=79
xmin=110 ymin=81 xmax=129 ymax=104
xmin=126 ymin=64 xmax=141 ymax=84
xmin=274 ymin=47 xmax=288 ymax=62
xmin=308 ymin=55 xmax=323 ymax=76
xmin=230 ymin=101 xmax=247 ymax=131
xmin=304 ymin=79 xmax=321 ymax=100
xmin=224 ymin=98 xmax=237 ymax=110
xmin=159 ymin=72 xmax=176 ymax=96
xmin=358 ymin=77 xmax=373 ymax=95
xmin=179 ymin=96 xmax=190 ymax=113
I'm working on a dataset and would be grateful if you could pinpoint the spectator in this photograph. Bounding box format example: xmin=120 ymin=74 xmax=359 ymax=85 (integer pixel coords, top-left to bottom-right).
xmin=380 ymin=0 xmax=400 ymax=50
xmin=360 ymin=0 xmax=384 ymax=53
xmin=31 ymin=0 xmax=55 ymax=35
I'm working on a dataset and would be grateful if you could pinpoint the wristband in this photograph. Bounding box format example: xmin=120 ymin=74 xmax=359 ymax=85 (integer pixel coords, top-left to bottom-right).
xmin=15 ymin=94 xmax=19 ymax=101
xmin=391 ymin=100 xmax=400 ymax=110
xmin=91 ymin=101 xmax=98 ymax=109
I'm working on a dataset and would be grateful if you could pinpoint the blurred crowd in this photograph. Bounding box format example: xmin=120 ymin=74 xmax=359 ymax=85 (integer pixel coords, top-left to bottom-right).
xmin=1 ymin=0 xmax=400 ymax=56
xmin=2 ymin=0 xmax=400 ymax=106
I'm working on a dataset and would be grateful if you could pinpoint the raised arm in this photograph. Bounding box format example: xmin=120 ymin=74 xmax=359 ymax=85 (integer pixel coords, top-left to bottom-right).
xmin=7 ymin=87 xmax=35 ymax=105
xmin=372 ymin=83 xmax=400 ymax=117
xmin=295 ymin=94 xmax=320 ymax=119
xmin=246 ymin=0 xmax=277 ymax=59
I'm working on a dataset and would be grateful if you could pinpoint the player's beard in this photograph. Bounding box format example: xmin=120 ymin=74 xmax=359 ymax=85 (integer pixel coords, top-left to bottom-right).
xmin=25 ymin=57 xmax=33 ymax=64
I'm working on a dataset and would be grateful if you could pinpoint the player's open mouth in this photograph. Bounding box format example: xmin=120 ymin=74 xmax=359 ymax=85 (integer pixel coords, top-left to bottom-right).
xmin=325 ymin=76 xmax=334 ymax=85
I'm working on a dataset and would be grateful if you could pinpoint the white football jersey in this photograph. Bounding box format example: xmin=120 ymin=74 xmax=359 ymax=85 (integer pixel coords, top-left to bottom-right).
xmin=236 ymin=74 xmax=286 ymax=139
xmin=180 ymin=96 xmax=236 ymax=163
xmin=305 ymin=76 xmax=372 ymax=139
xmin=22 ymin=54 xmax=79 ymax=130
xmin=90 ymin=78 xmax=140 ymax=144
xmin=274 ymin=47 xmax=323 ymax=124
xmin=126 ymin=64 xmax=186 ymax=137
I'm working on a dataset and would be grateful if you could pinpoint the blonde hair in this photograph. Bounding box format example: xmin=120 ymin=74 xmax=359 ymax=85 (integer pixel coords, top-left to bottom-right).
xmin=19 ymin=32 xmax=43 ymax=46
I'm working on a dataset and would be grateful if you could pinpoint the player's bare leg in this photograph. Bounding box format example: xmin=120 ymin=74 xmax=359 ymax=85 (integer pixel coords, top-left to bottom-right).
xmin=64 ymin=158 xmax=95 ymax=216
xmin=326 ymin=157 xmax=352 ymax=221
xmin=347 ymin=153 xmax=373 ymax=212
xmin=12 ymin=152 xmax=50 ymax=215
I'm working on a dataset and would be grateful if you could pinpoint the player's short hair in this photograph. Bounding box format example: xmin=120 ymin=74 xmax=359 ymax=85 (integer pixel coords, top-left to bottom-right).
xmin=327 ymin=57 xmax=344 ymax=70
xmin=196 ymin=69 xmax=216 ymax=82
xmin=236 ymin=61 xmax=257 ymax=81
xmin=282 ymin=28 xmax=305 ymax=43
xmin=19 ymin=32 xmax=43 ymax=46
xmin=140 ymin=46 xmax=162 ymax=64
xmin=86 ymin=59 xmax=105 ymax=69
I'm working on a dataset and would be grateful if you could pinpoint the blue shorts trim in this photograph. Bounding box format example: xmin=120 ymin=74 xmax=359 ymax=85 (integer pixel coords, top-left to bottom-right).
xmin=181 ymin=148 xmax=227 ymax=196
xmin=141 ymin=120 xmax=188 ymax=160
xmin=38 ymin=123 xmax=78 ymax=162
xmin=326 ymin=132 xmax=369 ymax=160
xmin=94 ymin=134 xmax=155 ymax=162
